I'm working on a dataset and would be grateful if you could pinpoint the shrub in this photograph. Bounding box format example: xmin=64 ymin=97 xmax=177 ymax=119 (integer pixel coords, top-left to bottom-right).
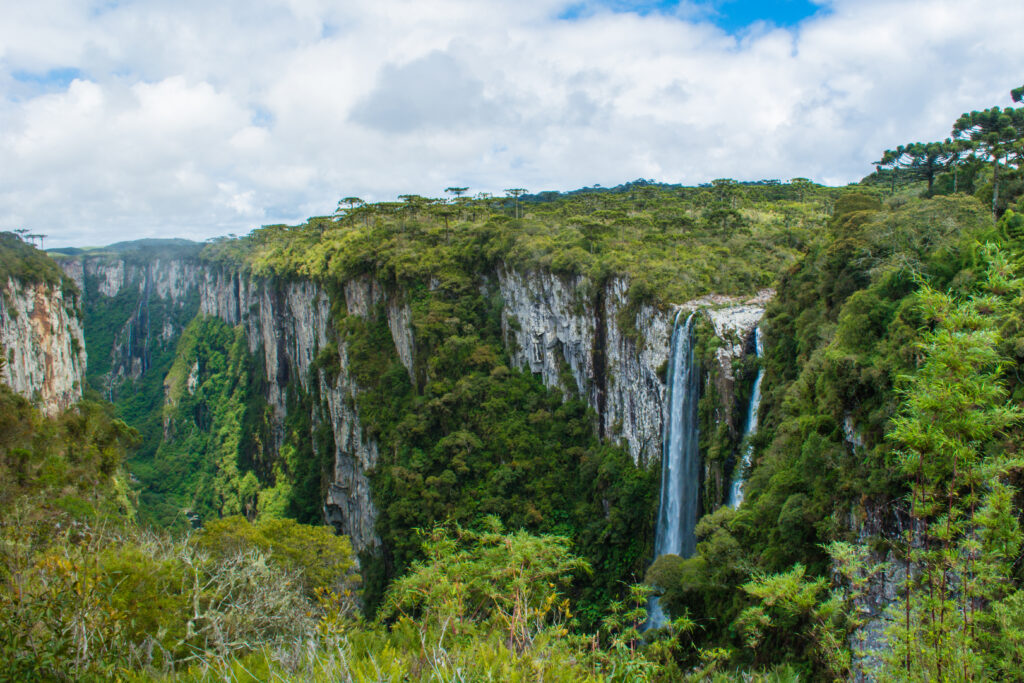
xmin=194 ymin=515 xmax=359 ymax=598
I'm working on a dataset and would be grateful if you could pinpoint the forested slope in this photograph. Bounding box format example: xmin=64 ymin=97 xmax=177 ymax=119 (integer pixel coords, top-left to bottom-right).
xmin=3 ymin=85 xmax=1024 ymax=680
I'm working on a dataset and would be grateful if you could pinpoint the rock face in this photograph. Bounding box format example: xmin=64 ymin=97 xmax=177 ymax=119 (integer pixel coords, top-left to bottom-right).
xmin=701 ymin=295 xmax=773 ymax=426
xmin=695 ymin=295 xmax=771 ymax=506
xmin=56 ymin=244 xmax=771 ymax=553
xmin=59 ymin=252 xmax=203 ymax=399
xmin=107 ymin=259 xmax=197 ymax=389
xmin=0 ymin=277 xmax=86 ymax=415
xmin=498 ymin=264 xmax=768 ymax=467
xmin=199 ymin=269 xmax=401 ymax=552
xmin=497 ymin=266 xmax=673 ymax=465
xmin=195 ymin=263 xmax=769 ymax=549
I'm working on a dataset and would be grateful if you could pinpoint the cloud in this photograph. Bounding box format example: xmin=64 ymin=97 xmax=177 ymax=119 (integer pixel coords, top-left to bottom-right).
xmin=350 ymin=51 xmax=507 ymax=133
xmin=0 ymin=0 xmax=1022 ymax=246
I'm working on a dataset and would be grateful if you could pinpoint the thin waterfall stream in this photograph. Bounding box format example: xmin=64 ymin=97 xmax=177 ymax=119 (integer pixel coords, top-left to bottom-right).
xmin=646 ymin=312 xmax=701 ymax=630
xmin=728 ymin=326 xmax=764 ymax=509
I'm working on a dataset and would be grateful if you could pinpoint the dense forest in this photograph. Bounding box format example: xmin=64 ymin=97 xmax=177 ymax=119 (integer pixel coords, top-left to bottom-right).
xmin=2 ymin=86 xmax=1024 ymax=681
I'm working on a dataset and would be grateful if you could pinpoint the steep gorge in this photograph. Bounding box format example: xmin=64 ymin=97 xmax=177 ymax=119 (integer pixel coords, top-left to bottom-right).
xmin=56 ymin=244 xmax=766 ymax=558
xmin=5 ymin=161 xmax=1021 ymax=677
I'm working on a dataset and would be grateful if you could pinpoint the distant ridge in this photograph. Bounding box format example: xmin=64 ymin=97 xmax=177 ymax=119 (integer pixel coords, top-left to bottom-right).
xmin=49 ymin=238 xmax=203 ymax=259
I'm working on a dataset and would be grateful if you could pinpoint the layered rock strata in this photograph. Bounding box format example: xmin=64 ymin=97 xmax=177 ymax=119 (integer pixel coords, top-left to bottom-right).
xmin=0 ymin=278 xmax=86 ymax=415
xmin=499 ymin=263 xmax=769 ymax=466
xmin=60 ymin=248 xmax=771 ymax=552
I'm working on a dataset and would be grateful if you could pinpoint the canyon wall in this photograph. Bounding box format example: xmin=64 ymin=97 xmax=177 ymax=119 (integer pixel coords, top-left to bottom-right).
xmin=0 ymin=276 xmax=86 ymax=415
xmin=498 ymin=264 xmax=768 ymax=466
xmin=60 ymin=248 xmax=766 ymax=552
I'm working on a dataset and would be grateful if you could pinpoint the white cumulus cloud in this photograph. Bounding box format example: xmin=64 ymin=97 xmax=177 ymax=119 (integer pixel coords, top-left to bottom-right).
xmin=0 ymin=0 xmax=1022 ymax=246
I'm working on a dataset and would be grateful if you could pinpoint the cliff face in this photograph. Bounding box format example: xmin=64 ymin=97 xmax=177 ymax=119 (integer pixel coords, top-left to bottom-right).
xmin=195 ymin=263 xmax=767 ymax=550
xmin=497 ymin=266 xmax=672 ymax=465
xmin=59 ymin=245 xmax=768 ymax=553
xmin=58 ymin=247 xmax=203 ymax=405
xmin=498 ymin=264 xmax=768 ymax=468
xmin=0 ymin=277 xmax=86 ymax=415
xmin=199 ymin=269 xmax=402 ymax=551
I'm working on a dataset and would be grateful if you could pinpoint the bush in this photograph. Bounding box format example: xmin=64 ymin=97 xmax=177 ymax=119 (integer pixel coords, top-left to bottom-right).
xmin=194 ymin=515 xmax=359 ymax=598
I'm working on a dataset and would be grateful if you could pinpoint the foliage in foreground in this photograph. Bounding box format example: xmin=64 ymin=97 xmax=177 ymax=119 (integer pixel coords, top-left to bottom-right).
xmin=0 ymin=390 xmax=358 ymax=681
xmin=0 ymin=393 xmax=793 ymax=682
xmin=648 ymin=192 xmax=1024 ymax=678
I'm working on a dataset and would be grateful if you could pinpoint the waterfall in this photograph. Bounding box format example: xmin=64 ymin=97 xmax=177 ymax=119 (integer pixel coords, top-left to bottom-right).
xmin=728 ymin=326 xmax=764 ymax=509
xmin=646 ymin=311 xmax=700 ymax=630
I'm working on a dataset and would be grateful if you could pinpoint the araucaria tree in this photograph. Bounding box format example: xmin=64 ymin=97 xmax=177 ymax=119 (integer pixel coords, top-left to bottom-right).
xmin=878 ymin=141 xmax=951 ymax=196
xmin=883 ymin=245 xmax=1024 ymax=680
xmin=952 ymin=106 xmax=1024 ymax=216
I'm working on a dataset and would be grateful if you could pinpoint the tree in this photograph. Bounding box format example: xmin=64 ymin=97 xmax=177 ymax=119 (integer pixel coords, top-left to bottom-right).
xmin=432 ymin=203 xmax=458 ymax=243
xmin=334 ymin=196 xmax=364 ymax=218
xmin=710 ymin=178 xmax=739 ymax=208
xmin=883 ymin=247 xmax=1024 ymax=679
xmin=569 ymin=216 xmax=612 ymax=253
xmin=944 ymin=138 xmax=974 ymax=193
xmin=445 ymin=186 xmax=471 ymax=220
xmin=444 ymin=186 xmax=468 ymax=201
xmin=379 ymin=518 xmax=587 ymax=652
xmin=879 ymin=141 xmax=951 ymax=196
xmin=876 ymin=149 xmax=903 ymax=196
xmin=952 ymin=106 xmax=1024 ymax=216
xmin=504 ymin=188 xmax=528 ymax=219
xmin=195 ymin=515 xmax=358 ymax=597
xmin=789 ymin=177 xmax=813 ymax=202
xmin=397 ymin=194 xmax=430 ymax=219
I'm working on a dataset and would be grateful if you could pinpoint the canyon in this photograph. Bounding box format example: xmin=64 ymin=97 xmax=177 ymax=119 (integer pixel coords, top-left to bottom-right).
xmin=18 ymin=242 xmax=766 ymax=554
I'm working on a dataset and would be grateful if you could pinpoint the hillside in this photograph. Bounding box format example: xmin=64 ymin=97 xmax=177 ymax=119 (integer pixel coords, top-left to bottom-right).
xmin=2 ymin=85 xmax=1024 ymax=680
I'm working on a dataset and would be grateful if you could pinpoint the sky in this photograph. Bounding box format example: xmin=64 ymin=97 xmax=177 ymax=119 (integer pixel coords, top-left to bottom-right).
xmin=1 ymin=0 xmax=1022 ymax=247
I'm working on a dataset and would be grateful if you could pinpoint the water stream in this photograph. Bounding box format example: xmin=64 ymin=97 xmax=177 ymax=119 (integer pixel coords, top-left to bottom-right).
xmin=646 ymin=312 xmax=701 ymax=630
xmin=728 ymin=326 xmax=764 ymax=509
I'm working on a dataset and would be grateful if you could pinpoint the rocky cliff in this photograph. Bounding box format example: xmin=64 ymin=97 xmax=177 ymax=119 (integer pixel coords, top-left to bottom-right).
xmin=198 ymin=268 xmax=397 ymax=551
xmin=199 ymin=266 xmax=769 ymax=549
xmin=0 ymin=276 xmax=86 ymax=415
xmin=192 ymin=261 xmax=768 ymax=549
xmin=499 ymin=264 xmax=769 ymax=467
xmin=59 ymin=247 xmax=202 ymax=399
xmin=56 ymin=241 xmax=769 ymax=552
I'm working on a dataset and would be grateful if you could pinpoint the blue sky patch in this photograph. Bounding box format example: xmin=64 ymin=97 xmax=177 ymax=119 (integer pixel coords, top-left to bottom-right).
xmin=706 ymin=0 xmax=823 ymax=32
xmin=558 ymin=0 xmax=825 ymax=32
xmin=12 ymin=67 xmax=84 ymax=90
xmin=251 ymin=106 xmax=275 ymax=127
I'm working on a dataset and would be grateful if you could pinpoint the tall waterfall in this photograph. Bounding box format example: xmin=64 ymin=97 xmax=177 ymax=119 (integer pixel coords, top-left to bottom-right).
xmin=728 ymin=326 xmax=764 ymax=509
xmin=646 ymin=312 xmax=701 ymax=630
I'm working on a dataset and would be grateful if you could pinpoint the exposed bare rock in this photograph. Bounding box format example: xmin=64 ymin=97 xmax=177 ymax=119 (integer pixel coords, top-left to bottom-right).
xmin=199 ymin=268 xmax=386 ymax=551
xmin=61 ymin=247 xmax=772 ymax=553
xmin=0 ymin=278 xmax=86 ymax=415
xmin=498 ymin=264 xmax=770 ymax=466
xmin=60 ymin=255 xmax=203 ymax=393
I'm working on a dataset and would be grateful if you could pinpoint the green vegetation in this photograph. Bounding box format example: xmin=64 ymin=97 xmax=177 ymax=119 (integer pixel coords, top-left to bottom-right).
xmin=188 ymin=179 xmax=838 ymax=621
xmin=875 ymin=257 xmax=1024 ymax=679
xmin=875 ymin=85 xmax=1024 ymax=217
xmin=615 ymin=85 xmax=1024 ymax=678
xmin=190 ymin=177 xmax=837 ymax=619
xmin=0 ymin=389 xmax=360 ymax=681
xmin=339 ymin=295 xmax=658 ymax=618
xmin=142 ymin=316 xmax=273 ymax=529
xmin=203 ymin=179 xmax=827 ymax=310
xmin=9 ymin=82 xmax=1024 ymax=682
xmin=51 ymin=241 xmax=206 ymax=528
xmin=0 ymin=398 xmax=753 ymax=682
xmin=0 ymin=231 xmax=75 ymax=294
